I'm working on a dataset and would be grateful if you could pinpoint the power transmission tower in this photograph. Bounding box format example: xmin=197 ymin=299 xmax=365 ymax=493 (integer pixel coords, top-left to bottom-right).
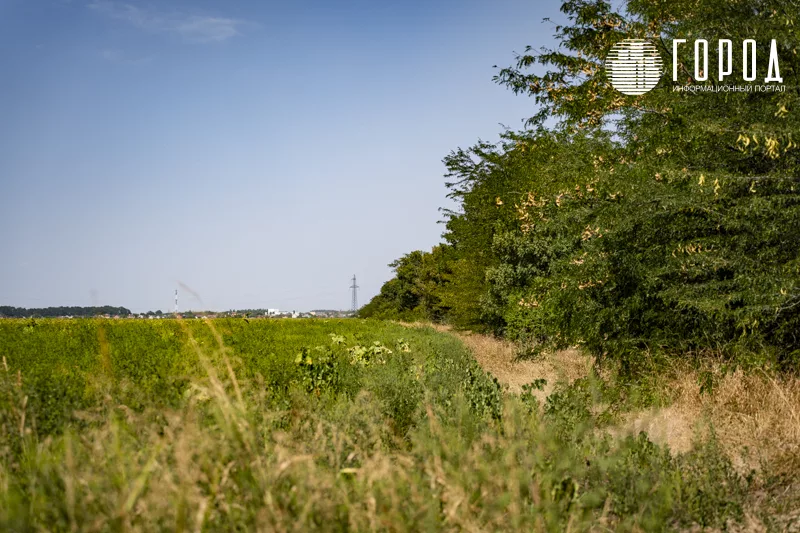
xmin=350 ymin=275 xmax=359 ymax=313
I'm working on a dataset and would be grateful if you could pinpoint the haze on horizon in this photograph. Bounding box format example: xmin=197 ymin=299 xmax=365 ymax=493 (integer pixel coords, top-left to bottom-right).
xmin=0 ymin=0 xmax=561 ymax=313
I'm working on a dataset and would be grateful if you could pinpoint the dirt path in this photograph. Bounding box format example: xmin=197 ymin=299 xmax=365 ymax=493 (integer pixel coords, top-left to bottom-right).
xmin=404 ymin=322 xmax=800 ymax=529
xmin=445 ymin=327 xmax=748 ymax=457
xmin=402 ymin=322 xmax=592 ymax=401
xmin=452 ymin=330 xmax=591 ymax=397
xmin=411 ymin=323 xmax=799 ymax=464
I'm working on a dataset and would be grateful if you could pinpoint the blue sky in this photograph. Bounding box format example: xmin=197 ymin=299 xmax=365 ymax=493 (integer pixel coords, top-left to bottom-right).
xmin=0 ymin=0 xmax=563 ymax=313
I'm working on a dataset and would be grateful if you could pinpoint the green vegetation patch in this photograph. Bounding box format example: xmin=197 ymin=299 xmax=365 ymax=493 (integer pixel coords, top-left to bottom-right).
xmin=0 ymin=318 xmax=753 ymax=531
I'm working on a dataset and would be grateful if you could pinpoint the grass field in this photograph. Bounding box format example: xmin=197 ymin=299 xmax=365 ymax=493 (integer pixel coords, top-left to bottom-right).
xmin=0 ymin=318 xmax=797 ymax=531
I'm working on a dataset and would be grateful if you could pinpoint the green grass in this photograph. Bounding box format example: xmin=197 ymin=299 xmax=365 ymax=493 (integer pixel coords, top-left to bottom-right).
xmin=0 ymin=318 xmax=751 ymax=531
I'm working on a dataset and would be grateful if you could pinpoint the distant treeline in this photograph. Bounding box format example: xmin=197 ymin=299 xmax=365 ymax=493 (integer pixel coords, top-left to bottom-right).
xmin=0 ymin=306 xmax=132 ymax=318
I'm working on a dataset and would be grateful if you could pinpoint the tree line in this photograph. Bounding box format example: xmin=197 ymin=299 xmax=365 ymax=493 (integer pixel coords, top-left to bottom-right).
xmin=0 ymin=306 xmax=132 ymax=318
xmin=361 ymin=0 xmax=800 ymax=373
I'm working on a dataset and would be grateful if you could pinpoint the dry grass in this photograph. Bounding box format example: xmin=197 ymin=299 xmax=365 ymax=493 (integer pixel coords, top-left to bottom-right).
xmin=424 ymin=324 xmax=800 ymax=528
xmin=615 ymin=406 xmax=700 ymax=455
xmin=657 ymin=366 xmax=800 ymax=476
xmin=412 ymin=323 xmax=800 ymax=482
xmin=613 ymin=362 xmax=800 ymax=491
xmin=399 ymin=323 xmax=593 ymax=402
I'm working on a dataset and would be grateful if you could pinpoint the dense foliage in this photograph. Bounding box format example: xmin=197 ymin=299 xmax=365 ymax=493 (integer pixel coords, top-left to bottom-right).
xmin=0 ymin=319 xmax=753 ymax=530
xmin=362 ymin=0 xmax=800 ymax=372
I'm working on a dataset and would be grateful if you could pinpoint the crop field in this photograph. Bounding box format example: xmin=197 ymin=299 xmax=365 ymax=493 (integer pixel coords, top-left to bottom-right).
xmin=0 ymin=318 xmax=797 ymax=531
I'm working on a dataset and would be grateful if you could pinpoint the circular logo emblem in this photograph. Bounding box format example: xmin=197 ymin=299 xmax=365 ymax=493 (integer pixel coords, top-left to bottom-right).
xmin=605 ymin=39 xmax=663 ymax=95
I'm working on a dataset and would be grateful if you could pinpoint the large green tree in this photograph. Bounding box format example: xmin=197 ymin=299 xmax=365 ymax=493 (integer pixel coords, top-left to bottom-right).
xmin=366 ymin=0 xmax=800 ymax=371
xmin=359 ymin=246 xmax=451 ymax=322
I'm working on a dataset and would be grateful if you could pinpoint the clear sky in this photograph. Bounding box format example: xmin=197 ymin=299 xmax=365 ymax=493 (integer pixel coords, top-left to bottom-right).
xmin=0 ymin=0 xmax=563 ymax=313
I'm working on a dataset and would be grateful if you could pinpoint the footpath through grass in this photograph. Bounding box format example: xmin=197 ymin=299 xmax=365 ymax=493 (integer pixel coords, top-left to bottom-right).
xmin=0 ymin=318 xmax=782 ymax=531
